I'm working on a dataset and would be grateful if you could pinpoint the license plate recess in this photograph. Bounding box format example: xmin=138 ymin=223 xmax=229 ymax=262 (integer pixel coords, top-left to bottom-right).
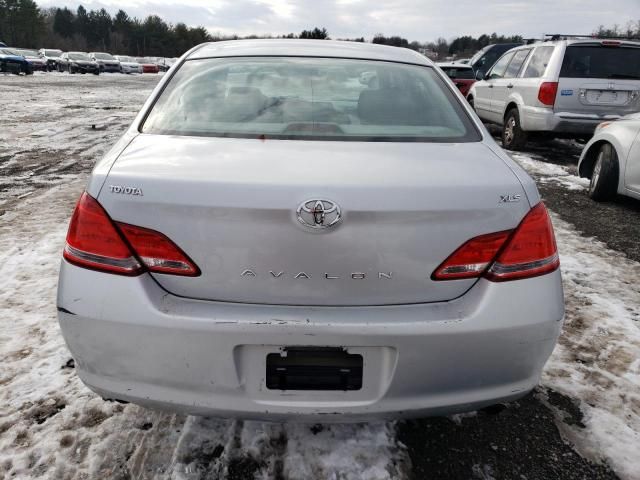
xmin=266 ymin=347 xmax=363 ymax=391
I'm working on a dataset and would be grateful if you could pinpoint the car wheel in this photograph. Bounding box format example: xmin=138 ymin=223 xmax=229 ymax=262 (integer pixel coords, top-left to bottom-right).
xmin=502 ymin=108 xmax=527 ymax=150
xmin=588 ymin=143 xmax=619 ymax=201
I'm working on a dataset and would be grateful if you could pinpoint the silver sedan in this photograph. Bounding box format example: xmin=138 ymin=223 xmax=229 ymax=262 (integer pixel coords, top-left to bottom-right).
xmin=579 ymin=113 xmax=640 ymax=201
xmin=57 ymin=40 xmax=564 ymax=421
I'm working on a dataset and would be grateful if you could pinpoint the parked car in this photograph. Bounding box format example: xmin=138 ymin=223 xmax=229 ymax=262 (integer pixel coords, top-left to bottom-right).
xmin=89 ymin=52 xmax=121 ymax=72
xmin=10 ymin=48 xmax=47 ymax=71
xmin=58 ymin=52 xmax=100 ymax=74
xmin=469 ymin=43 xmax=522 ymax=79
xmin=38 ymin=48 xmax=63 ymax=71
xmin=135 ymin=57 xmax=160 ymax=73
xmin=57 ymin=40 xmax=563 ymax=421
xmin=114 ymin=55 xmax=142 ymax=74
xmin=147 ymin=56 xmax=171 ymax=72
xmin=578 ymin=113 xmax=640 ymax=201
xmin=0 ymin=48 xmax=32 ymax=74
xmin=468 ymin=38 xmax=640 ymax=149
xmin=437 ymin=62 xmax=476 ymax=96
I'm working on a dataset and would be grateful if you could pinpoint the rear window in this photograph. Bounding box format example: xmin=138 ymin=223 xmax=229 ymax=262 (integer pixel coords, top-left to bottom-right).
xmin=142 ymin=57 xmax=480 ymax=142
xmin=560 ymin=45 xmax=640 ymax=80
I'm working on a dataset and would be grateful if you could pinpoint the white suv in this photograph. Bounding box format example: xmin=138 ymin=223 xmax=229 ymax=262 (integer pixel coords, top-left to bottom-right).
xmin=468 ymin=38 xmax=640 ymax=149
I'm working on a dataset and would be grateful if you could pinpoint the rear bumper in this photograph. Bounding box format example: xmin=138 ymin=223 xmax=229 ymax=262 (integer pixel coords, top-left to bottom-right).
xmin=57 ymin=261 xmax=564 ymax=422
xmin=520 ymin=105 xmax=623 ymax=135
xmin=71 ymin=64 xmax=99 ymax=73
xmin=100 ymin=65 xmax=121 ymax=72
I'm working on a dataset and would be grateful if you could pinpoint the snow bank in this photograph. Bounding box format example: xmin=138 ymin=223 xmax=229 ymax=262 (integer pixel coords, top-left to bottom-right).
xmin=511 ymin=152 xmax=590 ymax=191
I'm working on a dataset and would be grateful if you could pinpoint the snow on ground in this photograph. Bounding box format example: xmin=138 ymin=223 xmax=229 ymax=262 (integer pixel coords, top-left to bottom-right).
xmin=510 ymin=151 xmax=590 ymax=191
xmin=543 ymin=214 xmax=640 ymax=480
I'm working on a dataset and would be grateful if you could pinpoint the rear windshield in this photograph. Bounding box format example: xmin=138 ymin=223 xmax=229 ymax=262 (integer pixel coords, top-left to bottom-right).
xmin=560 ymin=45 xmax=640 ymax=80
xmin=440 ymin=66 xmax=475 ymax=79
xmin=142 ymin=57 xmax=479 ymax=142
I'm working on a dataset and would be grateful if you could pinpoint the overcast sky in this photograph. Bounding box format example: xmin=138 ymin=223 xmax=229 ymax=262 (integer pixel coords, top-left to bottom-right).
xmin=39 ymin=0 xmax=639 ymax=43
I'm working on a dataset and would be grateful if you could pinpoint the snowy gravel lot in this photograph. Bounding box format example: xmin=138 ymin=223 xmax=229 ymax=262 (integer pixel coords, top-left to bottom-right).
xmin=1 ymin=73 xmax=639 ymax=480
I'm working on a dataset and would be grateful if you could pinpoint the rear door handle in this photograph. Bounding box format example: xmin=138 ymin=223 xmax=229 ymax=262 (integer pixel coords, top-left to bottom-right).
xmin=488 ymin=84 xmax=494 ymax=89
xmin=507 ymin=84 xmax=514 ymax=89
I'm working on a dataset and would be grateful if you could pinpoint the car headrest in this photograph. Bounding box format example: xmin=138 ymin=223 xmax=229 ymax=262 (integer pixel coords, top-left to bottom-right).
xmin=357 ymin=88 xmax=425 ymax=125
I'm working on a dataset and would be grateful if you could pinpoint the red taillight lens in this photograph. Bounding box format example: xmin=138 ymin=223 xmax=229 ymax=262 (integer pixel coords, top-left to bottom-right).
xmin=63 ymin=192 xmax=143 ymax=275
xmin=63 ymin=192 xmax=199 ymax=277
xmin=538 ymin=82 xmax=558 ymax=106
xmin=433 ymin=203 xmax=559 ymax=282
xmin=485 ymin=203 xmax=559 ymax=282
xmin=432 ymin=231 xmax=511 ymax=280
xmin=117 ymin=223 xmax=200 ymax=276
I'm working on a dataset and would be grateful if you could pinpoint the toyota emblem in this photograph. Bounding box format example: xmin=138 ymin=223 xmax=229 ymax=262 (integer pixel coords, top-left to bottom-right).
xmin=296 ymin=199 xmax=342 ymax=229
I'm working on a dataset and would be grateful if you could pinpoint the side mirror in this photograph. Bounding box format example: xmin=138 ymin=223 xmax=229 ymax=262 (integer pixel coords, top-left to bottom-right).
xmin=475 ymin=70 xmax=485 ymax=81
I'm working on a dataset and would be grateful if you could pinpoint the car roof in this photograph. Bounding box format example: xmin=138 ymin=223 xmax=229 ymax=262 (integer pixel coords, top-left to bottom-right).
xmin=188 ymin=39 xmax=432 ymax=66
xmin=522 ymin=39 xmax=640 ymax=48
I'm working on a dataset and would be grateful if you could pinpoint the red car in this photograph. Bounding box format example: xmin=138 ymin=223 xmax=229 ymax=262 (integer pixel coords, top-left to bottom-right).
xmin=135 ymin=57 xmax=160 ymax=73
xmin=438 ymin=63 xmax=476 ymax=97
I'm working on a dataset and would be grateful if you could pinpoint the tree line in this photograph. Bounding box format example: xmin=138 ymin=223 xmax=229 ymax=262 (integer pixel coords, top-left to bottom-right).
xmin=0 ymin=0 xmax=638 ymax=58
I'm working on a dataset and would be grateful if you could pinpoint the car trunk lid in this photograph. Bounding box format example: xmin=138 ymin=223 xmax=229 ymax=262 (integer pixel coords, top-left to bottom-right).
xmin=98 ymin=134 xmax=530 ymax=306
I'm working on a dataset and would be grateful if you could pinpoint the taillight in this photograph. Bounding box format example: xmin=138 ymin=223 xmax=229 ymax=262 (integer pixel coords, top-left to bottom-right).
xmin=485 ymin=203 xmax=559 ymax=282
xmin=117 ymin=223 xmax=200 ymax=276
xmin=538 ymin=82 xmax=558 ymax=106
xmin=63 ymin=192 xmax=199 ymax=277
xmin=64 ymin=192 xmax=143 ymax=275
xmin=433 ymin=203 xmax=559 ymax=282
xmin=432 ymin=231 xmax=511 ymax=280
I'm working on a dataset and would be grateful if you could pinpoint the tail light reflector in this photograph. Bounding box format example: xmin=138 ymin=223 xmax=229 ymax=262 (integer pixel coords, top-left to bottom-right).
xmin=538 ymin=82 xmax=558 ymax=106
xmin=63 ymin=192 xmax=199 ymax=277
xmin=433 ymin=203 xmax=559 ymax=282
